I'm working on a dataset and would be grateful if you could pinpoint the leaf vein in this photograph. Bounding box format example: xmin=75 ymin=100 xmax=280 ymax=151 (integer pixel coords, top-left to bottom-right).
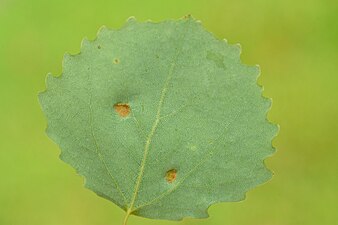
xmin=126 ymin=21 xmax=191 ymax=215
xmin=89 ymin=91 xmax=128 ymax=206
xmin=132 ymin=110 xmax=243 ymax=211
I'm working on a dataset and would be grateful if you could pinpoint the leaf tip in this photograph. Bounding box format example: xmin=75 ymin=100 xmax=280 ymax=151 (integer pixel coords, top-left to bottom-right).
xmin=235 ymin=43 xmax=242 ymax=54
xmin=127 ymin=16 xmax=137 ymax=23
xmin=183 ymin=14 xmax=191 ymax=18
xmin=97 ymin=25 xmax=108 ymax=36
xmin=80 ymin=37 xmax=90 ymax=49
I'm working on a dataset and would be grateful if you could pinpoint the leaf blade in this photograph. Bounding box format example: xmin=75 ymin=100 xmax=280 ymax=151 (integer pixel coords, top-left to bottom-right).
xmin=39 ymin=16 xmax=277 ymax=221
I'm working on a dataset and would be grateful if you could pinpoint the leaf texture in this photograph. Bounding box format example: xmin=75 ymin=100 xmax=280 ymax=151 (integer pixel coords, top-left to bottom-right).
xmin=39 ymin=16 xmax=278 ymax=221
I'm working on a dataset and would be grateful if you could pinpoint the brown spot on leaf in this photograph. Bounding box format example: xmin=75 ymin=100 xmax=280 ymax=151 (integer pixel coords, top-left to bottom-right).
xmin=165 ymin=169 xmax=177 ymax=183
xmin=114 ymin=103 xmax=130 ymax=117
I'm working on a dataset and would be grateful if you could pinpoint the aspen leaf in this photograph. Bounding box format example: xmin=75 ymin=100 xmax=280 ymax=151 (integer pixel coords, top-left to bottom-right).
xmin=39 ymin=16 xmax=278 ymax=222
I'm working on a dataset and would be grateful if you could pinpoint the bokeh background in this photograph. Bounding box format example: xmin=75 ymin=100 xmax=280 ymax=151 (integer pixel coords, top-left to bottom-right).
xmin=1 ymin=0 xmax=337 ymax=225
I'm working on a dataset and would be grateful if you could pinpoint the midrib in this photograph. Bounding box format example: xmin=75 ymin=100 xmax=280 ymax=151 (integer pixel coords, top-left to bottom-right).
xmin=127 ymin=62 xmax=176 ymax=213
xmin=123 ymin=20 xmax=190 ymax=223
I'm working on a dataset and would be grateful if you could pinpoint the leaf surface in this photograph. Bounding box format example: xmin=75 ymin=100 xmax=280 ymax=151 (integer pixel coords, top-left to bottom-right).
xmin=39 ymin=16 xmax=277 ymax=221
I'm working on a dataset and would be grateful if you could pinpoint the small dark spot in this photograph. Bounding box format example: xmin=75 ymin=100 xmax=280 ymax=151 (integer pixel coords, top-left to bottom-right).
xmin=165 ymin=169 xmax=177 ymax=183
xmin=155 ymin=55 xmax=160 ymax=59
xmin=184 ymin=14 xmax=192 ymax=19
xmin=114 ymin=103 xmax=130 ymax=117
xmin=97 ymin=45 xmax=101 ymax=49
xmin=113 ymin=58 xmax=120 ymax=64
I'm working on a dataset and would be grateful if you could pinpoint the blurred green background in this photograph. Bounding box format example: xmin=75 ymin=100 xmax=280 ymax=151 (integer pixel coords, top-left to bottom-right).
xmin=0 ymin=0 xmax=337 ymax=224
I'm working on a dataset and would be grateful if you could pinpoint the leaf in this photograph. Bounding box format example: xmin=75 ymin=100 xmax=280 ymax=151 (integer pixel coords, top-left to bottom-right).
xmin=39 ymin=16 xmax=278 ymax=223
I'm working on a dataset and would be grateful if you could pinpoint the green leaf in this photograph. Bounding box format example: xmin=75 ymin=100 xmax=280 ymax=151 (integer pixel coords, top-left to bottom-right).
xmin=39 ymin=16 xmax=277 ymax=223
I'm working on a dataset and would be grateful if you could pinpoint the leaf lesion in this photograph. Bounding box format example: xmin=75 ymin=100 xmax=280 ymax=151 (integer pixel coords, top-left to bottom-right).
xmin=114 ymin=103 xmax=131 ymax=117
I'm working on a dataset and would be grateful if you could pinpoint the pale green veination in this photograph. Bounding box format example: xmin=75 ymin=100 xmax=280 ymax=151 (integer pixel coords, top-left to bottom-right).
xmin=39 ymin=16 xmax=277 ymax=223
